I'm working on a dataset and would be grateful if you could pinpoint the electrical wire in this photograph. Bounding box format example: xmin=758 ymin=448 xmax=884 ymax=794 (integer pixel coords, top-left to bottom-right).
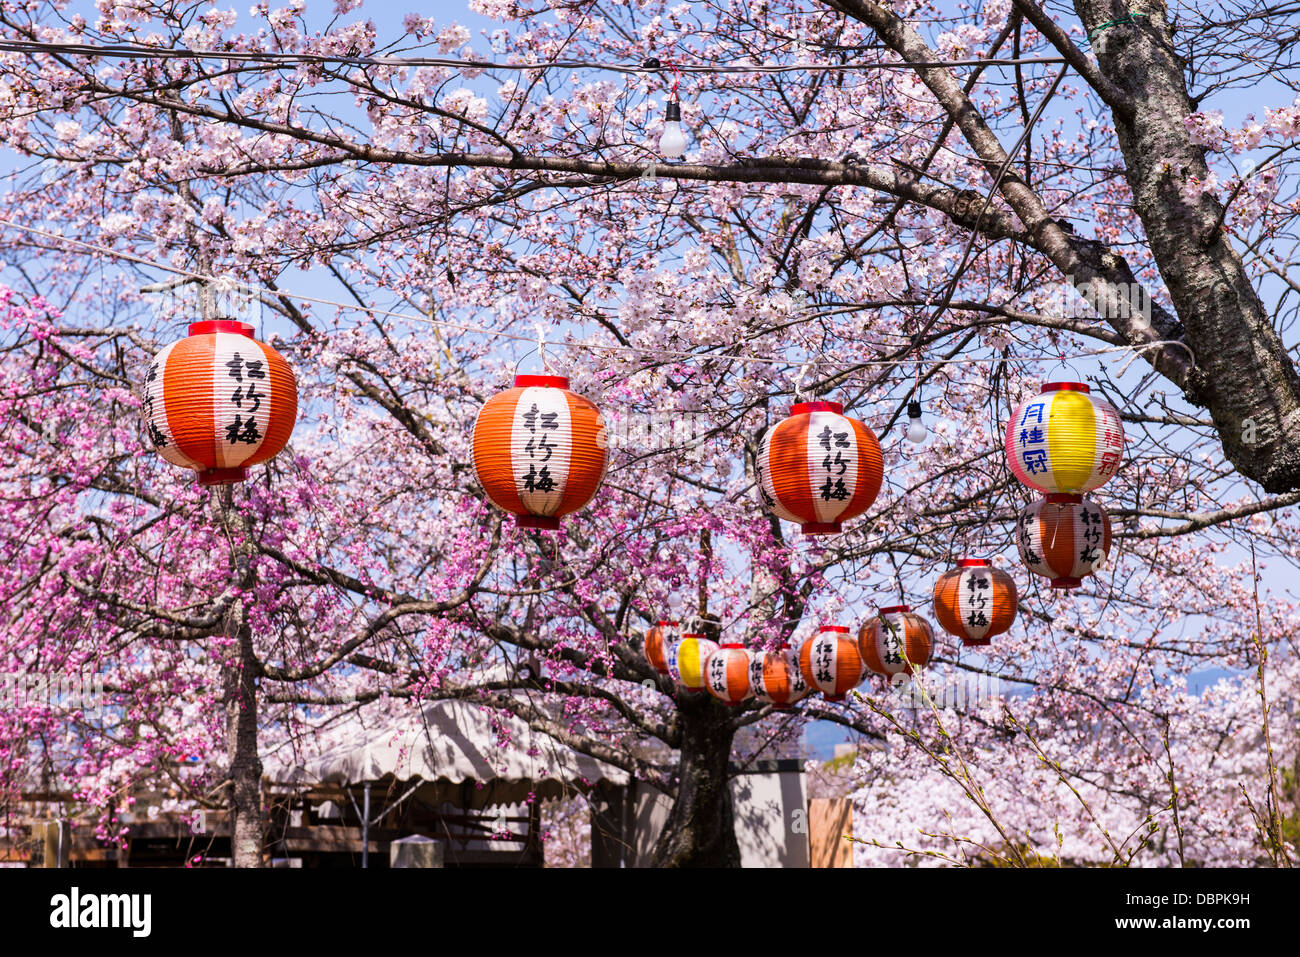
xmin=0 ymin=37 xmax=1069 ymax=75
xmin=0 ymin=216 xmax=1191 ymax=373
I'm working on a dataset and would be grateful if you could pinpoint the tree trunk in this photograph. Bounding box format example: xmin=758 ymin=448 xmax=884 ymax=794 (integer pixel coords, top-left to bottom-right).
xmin=650 ymin=689 xmax=741 ymax=867
xmin=222 ymin=607 xmax=264 ymax=867
xmin=215 ymin=486 xmax=265 ymax=868
xmin=1075 ymin=0 xmax=1300 ymax=491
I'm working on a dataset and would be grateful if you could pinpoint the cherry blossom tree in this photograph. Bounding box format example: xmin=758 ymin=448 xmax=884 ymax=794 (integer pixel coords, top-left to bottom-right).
xmin=0 ymin=0 xmax=1297 ymax=867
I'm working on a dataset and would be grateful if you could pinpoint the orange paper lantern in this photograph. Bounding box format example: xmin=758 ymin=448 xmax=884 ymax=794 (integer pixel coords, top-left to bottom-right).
xmin=644 ymin=620 xmax=681 ymax=675
xmin=471 ymin=374 xmax=607 ymax=529
xmin=749 ymin=645 xmax=808 ymax=710
xmin=859 ymin=605 xmax=934 ymax=677
xmin=799 ymin=625 xmax=866 ymax=702
xmin=933 ymin=560 xmax=1018 ymax=646
xmin=144 ymin=320 xmax=298 ymax=486
xmin=705 ymin=641 xmax=753 ymax=706
xmin=1016 ymin=494 xmax=1112 ymax=589
xmin=757 ymin=401 xmax=883 ymax=534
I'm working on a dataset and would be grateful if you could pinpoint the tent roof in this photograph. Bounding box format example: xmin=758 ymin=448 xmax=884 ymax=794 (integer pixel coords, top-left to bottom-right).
xmin=265 ymin=697 xmax=630 ymax=807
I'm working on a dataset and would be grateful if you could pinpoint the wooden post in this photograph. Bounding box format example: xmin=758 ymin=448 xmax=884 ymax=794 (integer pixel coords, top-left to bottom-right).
xmin=590 ymin=782 xmax=631 ymax=868
xmin=809 ymin=798 xmax=853 ymax=868
xmin=39 ymin=820 xmax=69 ymax=868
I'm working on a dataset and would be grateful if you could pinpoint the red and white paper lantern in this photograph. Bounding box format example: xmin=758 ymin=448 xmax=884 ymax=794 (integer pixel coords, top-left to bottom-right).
xmin=144 ymin=320 xmax=298 ymax=485
xmin=472 ymin=374 xmax=608 ymax=529
xmin=757 ymin=401 xmax=884 ymax=534
xmin=749 ymin=645 xmax=809 ymax=710
xmin=798 ymin=625 xmax=867 ymax=702
xmin=932 ymin=560 xmax=1019 ymax=646
xmin=859 ymin=606 xmax=934 ymax=677
xmin=705 ymin=641 xmax=753 ymax=706
xmin=1016 ymin=494 xmax=1112 ymax=589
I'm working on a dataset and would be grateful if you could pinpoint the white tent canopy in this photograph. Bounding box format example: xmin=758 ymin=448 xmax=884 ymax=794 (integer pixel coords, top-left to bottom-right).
xmin=266 ymin=697 xmax=630 ymax=808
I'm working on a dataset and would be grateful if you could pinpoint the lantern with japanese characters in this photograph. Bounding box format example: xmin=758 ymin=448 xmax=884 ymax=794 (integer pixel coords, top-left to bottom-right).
xmin=669 ymin=633 xmax=719 ymax=693
xmin=705 ymin=641 xmax=753 ymax=706
xmin=798 ymin=625 xmax=866 ymax=702
xmin=757 ymin=400 xmax=883 ymax=534
xmin=1016 ymin=494 xmax=1111 ymax=589
xmin=472 ymin=374 xmax=608 ymax=529
xmin=933 ymin=560 xmax=1019 ymax=646
xmin=644 ymin=620 xmax=681 ymax=675
xmin=749 ymin=645 xmax=808 ymax=710
xmin=859 ymin=606 xmax=934 ymax=677
xmin=1004 ymin=382 xmax=1125 ymax=494
xmin=143 ymin=320 xmax=298 ymax=486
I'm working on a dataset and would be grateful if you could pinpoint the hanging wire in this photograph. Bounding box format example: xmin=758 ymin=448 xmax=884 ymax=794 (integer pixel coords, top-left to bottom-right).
xmin=0 ymin=216 xmax=1194 ymax=375
xmin=0 ymin=37 xmax=1069 ymax=73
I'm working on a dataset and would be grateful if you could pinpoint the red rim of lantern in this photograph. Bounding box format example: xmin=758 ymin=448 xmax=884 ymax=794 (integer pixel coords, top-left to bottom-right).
xmin=790 ymin=400 xmax=845 ymax=416
xmin=514 ymin=373 xmax=571 ymax=389
xmin=188 ymin=319 xmax=255 ymax=338
xmin=198 ymin=467 xmax=248 ymax=486
xmin=1040 ymin=381 xmax=1089 ymax=393
xmin=879 ymin=604 xmax=911 ymax=614
xmin=958 ymin=558 xmax=990 ymax=567
xmin=517 ymin=515 xmax=561 ymax=530
xmin=802 ymin=522 xmax=841 ymax=534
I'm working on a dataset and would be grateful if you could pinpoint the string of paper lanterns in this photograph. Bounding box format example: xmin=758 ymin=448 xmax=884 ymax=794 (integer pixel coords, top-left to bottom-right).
xmin=622 ymin=375 xmax=1135 ymax=708
xmin=141 ymin=309 xmax=1128 ymax=709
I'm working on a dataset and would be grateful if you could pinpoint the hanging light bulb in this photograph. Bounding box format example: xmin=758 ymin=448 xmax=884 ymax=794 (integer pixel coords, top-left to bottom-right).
xmin=659 ymin=99 xmax=686 ymax=159
xmin=905 ymin=399 xmax=927 ymax=444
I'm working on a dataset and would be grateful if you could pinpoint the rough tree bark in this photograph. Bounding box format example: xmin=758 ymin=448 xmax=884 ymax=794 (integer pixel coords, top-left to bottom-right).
xmin=649 ymin=688 xmax=741 ymax=868
xmin=1069 ymin=0 xmax=1300 ymax=491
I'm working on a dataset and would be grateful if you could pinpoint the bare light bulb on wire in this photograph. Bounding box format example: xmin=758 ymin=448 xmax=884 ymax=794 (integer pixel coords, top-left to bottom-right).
xmin=905 ymin=399 xmax=927 ymax=444
xmin=659 ymin=99 xmax=686 ymax=159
